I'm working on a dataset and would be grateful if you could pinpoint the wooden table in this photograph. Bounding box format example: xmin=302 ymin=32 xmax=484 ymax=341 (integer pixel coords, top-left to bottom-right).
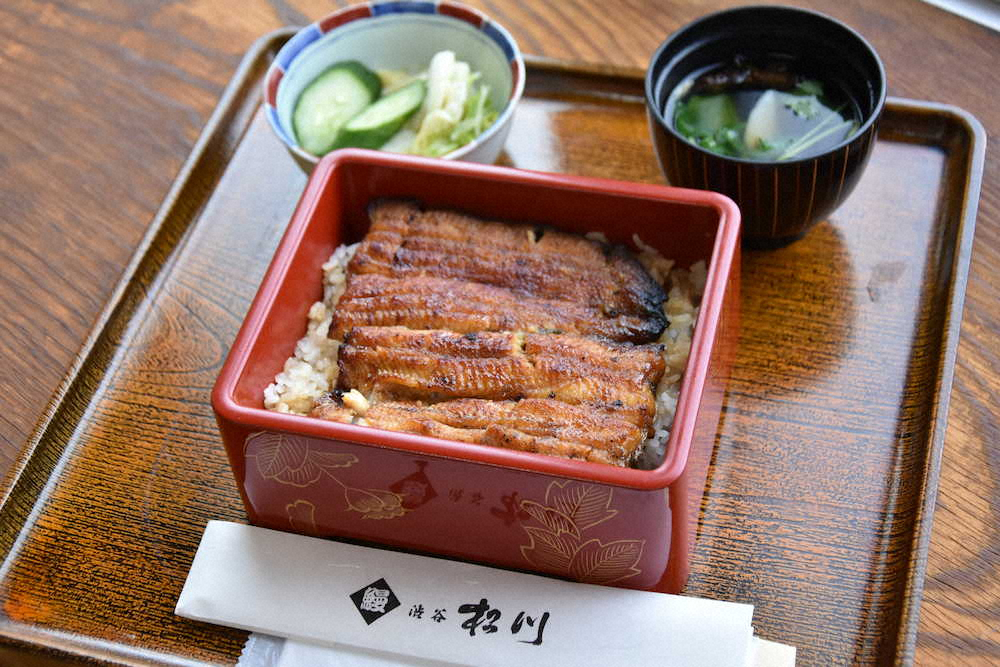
xmin=0 ymin=0 xmax=995 ymax=664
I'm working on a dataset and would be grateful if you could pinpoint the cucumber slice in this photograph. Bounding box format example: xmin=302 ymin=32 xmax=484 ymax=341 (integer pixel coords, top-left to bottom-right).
xmin=293 ymin=61 xmax=382 ymax=156
xmin=334 ymin=80 xmax=427 ymax=150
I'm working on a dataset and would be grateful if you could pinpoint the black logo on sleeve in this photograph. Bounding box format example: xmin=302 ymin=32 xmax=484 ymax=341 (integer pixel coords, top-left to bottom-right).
xmin=349 ymin=578 xmax=401 ymax=625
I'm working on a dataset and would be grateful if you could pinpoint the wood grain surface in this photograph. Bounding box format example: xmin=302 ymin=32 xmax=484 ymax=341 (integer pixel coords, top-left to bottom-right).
xmin=0 ymin=0 xmax=996 ymax=664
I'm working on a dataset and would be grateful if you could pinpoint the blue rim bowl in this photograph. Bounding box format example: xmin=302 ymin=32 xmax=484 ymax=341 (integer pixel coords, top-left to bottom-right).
xmin=264 ymin=1 xmax=525 ymax=170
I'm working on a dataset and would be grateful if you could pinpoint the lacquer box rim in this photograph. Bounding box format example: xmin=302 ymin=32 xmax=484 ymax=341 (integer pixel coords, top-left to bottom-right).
xmin=211 ymin=148 xmax=741 ymax=491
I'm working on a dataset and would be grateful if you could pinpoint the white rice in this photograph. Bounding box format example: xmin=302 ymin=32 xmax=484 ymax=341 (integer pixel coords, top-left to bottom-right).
xmin=263 ymin=239 xmax=705 ymax=469
xmin=262 ymin=243 xmax=358 ymax=414
xmin=633 ymin=242 xmax=706 ymax=470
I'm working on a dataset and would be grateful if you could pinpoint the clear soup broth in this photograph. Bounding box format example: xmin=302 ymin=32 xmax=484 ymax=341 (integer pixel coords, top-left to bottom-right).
xmin=667 ymin=56 xmax=861 ymax=162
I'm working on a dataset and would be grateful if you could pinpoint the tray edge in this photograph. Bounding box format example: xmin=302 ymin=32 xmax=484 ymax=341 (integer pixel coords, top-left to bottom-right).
xmin=0 ymin=34 xmax=988 ymax=666
xmin=508 ymin=59 xmax=993 ymax=664
xmin=890 ymin=99 xmax=986 ymax=666
xmin=0 ymin=28 xmax=293 ymax=512
xmin=0 ymin=27 xmax=297 ymax=667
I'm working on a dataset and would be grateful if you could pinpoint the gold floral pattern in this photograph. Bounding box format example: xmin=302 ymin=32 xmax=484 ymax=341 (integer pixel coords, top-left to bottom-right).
xmin=245 ymin=432 xmax=408 ymax=521
xmin=246 ymin=432 xmax=357 ymax=486
xmin=519 ymin=481 xmax=644 ymax=585
xmin=286 ymin=499 xmax=319 ymax=534
xmin=342 ymin=487 xmax=407 ymax=520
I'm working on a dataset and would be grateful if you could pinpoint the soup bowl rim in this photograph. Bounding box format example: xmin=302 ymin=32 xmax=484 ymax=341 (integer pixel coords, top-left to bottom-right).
xmin=644 ymin=4 xmax=887 ymax=167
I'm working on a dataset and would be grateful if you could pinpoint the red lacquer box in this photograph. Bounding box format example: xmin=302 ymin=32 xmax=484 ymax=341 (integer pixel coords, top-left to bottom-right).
xmin=212 ymin=149 xmax=740 ymax=593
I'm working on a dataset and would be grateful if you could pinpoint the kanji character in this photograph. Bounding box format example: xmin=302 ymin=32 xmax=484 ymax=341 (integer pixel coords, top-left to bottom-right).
xmin=511 ymin=611 xmax=550 ymax=645
xmin=458 ymin=598 xmax=501 ymax=636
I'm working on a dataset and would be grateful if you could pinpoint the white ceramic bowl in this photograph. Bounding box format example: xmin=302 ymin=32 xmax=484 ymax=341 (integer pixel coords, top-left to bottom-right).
xmin=264 ymin=1 xmax=525 ymax=170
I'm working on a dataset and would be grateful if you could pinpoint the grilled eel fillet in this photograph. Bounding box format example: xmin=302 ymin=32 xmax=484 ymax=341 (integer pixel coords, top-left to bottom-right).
xmin=347 ymin=200 xmax=667 ymax=329
xmin=312 ymin=396 xmax=643 ymax=466
xmin=337 ymin=326 xmax=665 ymax=433
xmin=330 ymin=274 xmax=664 ymax=343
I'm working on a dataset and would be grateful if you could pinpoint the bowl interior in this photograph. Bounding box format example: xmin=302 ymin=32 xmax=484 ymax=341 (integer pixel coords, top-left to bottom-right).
xmin=647 ymin=6 xmax=885 ymax=160
xmin=235 ymin=160 xmax=725 ymax=409
xmin=275 ymin=14 xmax=515 ymax=153
xmin=217 ymin=150 xmax=740 ymax=488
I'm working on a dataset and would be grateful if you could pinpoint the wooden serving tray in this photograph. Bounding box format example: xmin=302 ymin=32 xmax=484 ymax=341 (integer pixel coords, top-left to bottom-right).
xmin=0 ymin=29 xmax=984 ymax=665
